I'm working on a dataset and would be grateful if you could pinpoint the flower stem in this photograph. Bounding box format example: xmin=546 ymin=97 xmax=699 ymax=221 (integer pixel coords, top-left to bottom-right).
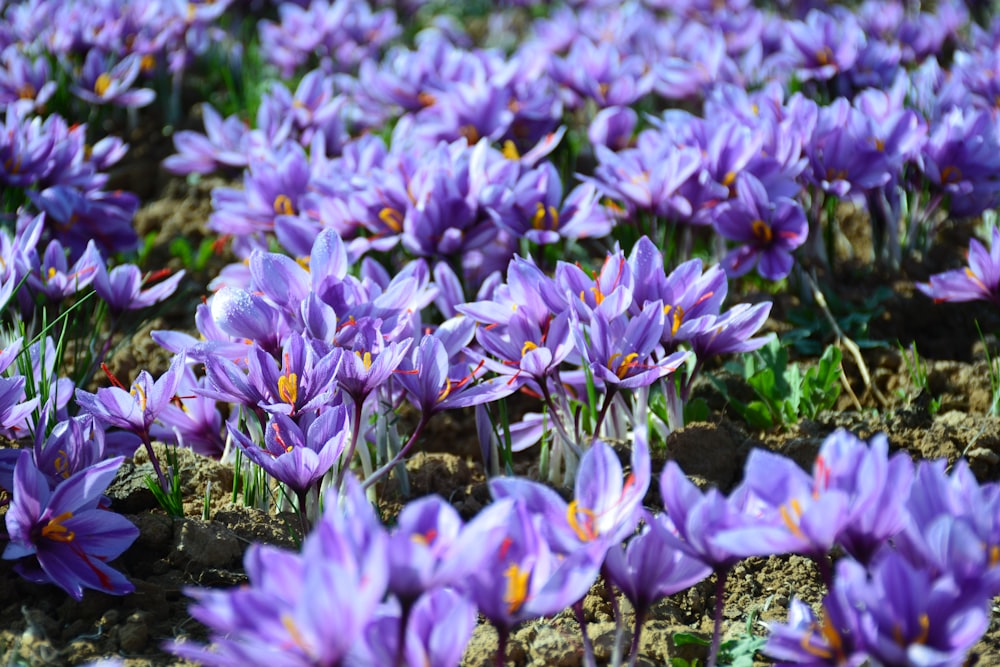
xmin=335 ymin=397 xmax=366 ymax=491
xmin=495 ymin=625 xmax=508 ymax=667
xmin=706 ymin=569 xmax=729 ymax=667
xmin=362 ymin=413 xmax=431 ymax=491
xmin=626 ymin=607 xmax=646 ymax=667
xmin=140 ymin=431 xmax=169 ymax=493
xmin=591 ymin=387 xmax=618 ymax=444
xmin=573 ymin=600 xmax=597 ymax=667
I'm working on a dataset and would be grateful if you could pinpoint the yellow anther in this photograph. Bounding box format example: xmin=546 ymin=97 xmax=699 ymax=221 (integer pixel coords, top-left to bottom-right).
xmin=608 ymin=352 xmax=639 ymax=380
xmin=277 ymin=372 xmax=298 ymax=406
xmin=751 ymin=219 xmax=773 ymax=244
xmin=521 ymin=341 xmax=538 ymax=357
xmin=502 ymin=140 xmax=520 ymax=160
xmin=722 ymin=171 xmax=737 ymax=187
xmin=131 ymin=384 xmax=147 ymax=412
xmin=273 ymin=194 xmax=295 ymax=216
xmin=941 ymin=165 xmax=963 ymax=184
xmin=355 ymin=350 xmax=372 ymax=371
xmin=780 ymin=498 xmax=805 ymax=539
xmin=567 ymin=500 xmax=598 ymax=542
xmin=378 ymin=207 xmax=403 ymax=233
xmin=41 ymin=511 xmax=75 ymax=542
xmin=503 ymin=563 xmax=530 ymax=614
xmin=94 ymin=73 xmax=112 ymax=97
xmin=281 ymin=614 xmax=310 ymax=652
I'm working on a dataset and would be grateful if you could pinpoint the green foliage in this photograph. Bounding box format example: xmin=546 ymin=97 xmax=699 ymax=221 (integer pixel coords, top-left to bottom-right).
xmin=712 ymin=338 xmax=842 ymax=430
xmin=145 ymin=445 xmax=184 ymax=517
xmin=896 ymin=341 xmax=941 ymax=416
xmin=785 ymin=285 xmax=891 ymax=356
xmin=169 ymin=236 xmax=217 ymax=273
xmin=670 ymin=608 xmax=767 ymax=667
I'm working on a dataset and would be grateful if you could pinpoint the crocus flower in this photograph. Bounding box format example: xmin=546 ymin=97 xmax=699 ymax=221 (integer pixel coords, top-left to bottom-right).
xmin=228 ymin=406 xmax=349 ymax=495
xmin=3 ymin=452 xmax=139 ymax=600
xmin=896 ymin=459 xmax=1000 ymax=598
xmin=395 ymin=320 xmax=516 ymax=415
xmin=603 ymin=512 xmax=712 ymax=658
xmin=76 ymin=353 xmax=186 ymax=437
xmin=850 ymin=551 xmax=991 ymax=667
xmin=163 ymin=103 xmax=251 ymax=175
xmin=916 ymin=225 xmax=1000 ymax=307
xmin=461 ymin=499 xmax=602 ymax=632
xmin=491 ymin=433 xmax=651 ymax=556
xmin=572 ymin=304 xmax=689 ymax=391
xmin=764 ymin=585 xmax=867 ymax=667
xmin=168 ymin=479 xmax=389 ymax=667
xmin=71 ymin=50 xmax=155 ymax=108
xmin=24 ymin=238 xmax=101 ymax=302
xmin=351 ymin=588 xmax=477 ymax=667
xmin=93 ymin=262 xmax=185 ymax=315
xmin=715 ymin=173 xmax=808 ymax=281
xmin=76 ymin=353 xmax=186 ymax=491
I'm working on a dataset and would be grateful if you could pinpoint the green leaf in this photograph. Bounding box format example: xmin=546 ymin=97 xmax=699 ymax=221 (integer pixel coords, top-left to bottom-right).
xmin=672 ymin=632 xmax=711 ymax=647
xmin=683 ymin=397 xmax=709 ymax=425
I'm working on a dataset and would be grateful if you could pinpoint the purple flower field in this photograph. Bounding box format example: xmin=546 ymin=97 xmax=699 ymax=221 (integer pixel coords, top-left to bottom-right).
xmin=0 ymin=0 xmax=999 ymax=665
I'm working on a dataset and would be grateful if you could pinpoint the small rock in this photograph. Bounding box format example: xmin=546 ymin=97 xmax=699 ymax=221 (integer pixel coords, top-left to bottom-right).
xmin=527 ymin=624 xmax=579 ymax=667
xmin=169 ymin=519 xmax=242 ymax=569
xmin=118 ymin=618 xmax=149 ymax=653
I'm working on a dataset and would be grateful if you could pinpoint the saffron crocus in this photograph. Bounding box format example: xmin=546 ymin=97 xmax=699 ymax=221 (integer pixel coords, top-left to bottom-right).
xmin=715 ymin=173 xmax=808 ymax=281
xmin=228 ymin=406 xmax=349 ymax=496
xmin=491 ymin=434 xmax=651 ymax=556
xmin=92 ymin=262 xmax=185 ymax=315
xmin=764 ymin=588 xmax=867 ymax=667
xmin=896 ymin=459 xmax=1000 ymax=598
xmin=352 ymin=588 xmax=477 ymax=667
xmin=603 ymin=512 xmax=713 ymax=662
xmin=71 ymin=50 xmax=155 ymax=108
xmin=849 ymin=551 xmax=991 ymax=667
xmin=916 ymin=225 xmax=1000 ymax=307
xmin=24 ymin=238 xmax=101 ymax=302
xmin=3 ymin=452 xmax=139 ymax=600
xmin=75 ymin=353 xmax=186 ymax=492
xmin=168 ymin=479 xmax=389 ymax=667
xmin=462 ymin=499 xmax=602 ymax=635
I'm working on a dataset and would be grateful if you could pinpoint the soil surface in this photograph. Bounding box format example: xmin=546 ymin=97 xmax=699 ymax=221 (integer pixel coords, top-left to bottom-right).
xmin=2 ymin=165 xmax=1000 ymax=666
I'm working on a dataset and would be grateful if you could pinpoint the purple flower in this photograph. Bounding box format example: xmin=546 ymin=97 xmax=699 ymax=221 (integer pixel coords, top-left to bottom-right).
xmin=76 ymin=353 xmax=186 ymax=437
xmin=0 ymin=49 xmax=56 ymax=114
xmin=688 ymin=302 xmax=773 ymax=359
xmin=920 ymin=107 xmax=1000 ymax=218
xmin=764 ymin=585 xmax=867 ymax=667
xmin=715 ymin=174 xmax=808 ymax=281
xmin=336 ymin=320 xmax=412 ymax=407
xmin=228 ymin=406 xmax=349 ymax=495
xmin=24 ymin=238 xmax=101 ymax=301
xmin=0 ymin=412 xmax=108 ymax=494
xmin=851 ymin=551 xmax=991 ymax=667
xmin=396 ymin=320 xmax=516 ymax=415
xmin=3 ymin=452 xmax=138 ymax=600
xmin=352 ymin=588 xmax=477 ymax=667
xmin=603 ymin=512 xmax=712 ymax=624
xmin=573 ymin=305 xmax=689 ymax=391
xmin=917 ymin=225 xmax=1000 ymax=307
xmin=149 ymin=365 xmax=226 ymax=457
xmin=168 ymin=479 xmax=389 ymax=667
xmin=93 ymin=262 xmax=185 ymax=314
xmin=491 ymin=435 xmax=651 ymax=555
xmin=896 ymin=459 xmax=1000 ymax=598
xmin=784 ymin=8 xmax=861 ymax=82
xmin=659 ymin=459 xmax=774 ymax=571
xmin=71 ymin=50 xmax=155 ymax=108
xmin=163 ymin=104 xmax=251 ymax=175
xmin=461 ymin=499 xmax=602 ymax=631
